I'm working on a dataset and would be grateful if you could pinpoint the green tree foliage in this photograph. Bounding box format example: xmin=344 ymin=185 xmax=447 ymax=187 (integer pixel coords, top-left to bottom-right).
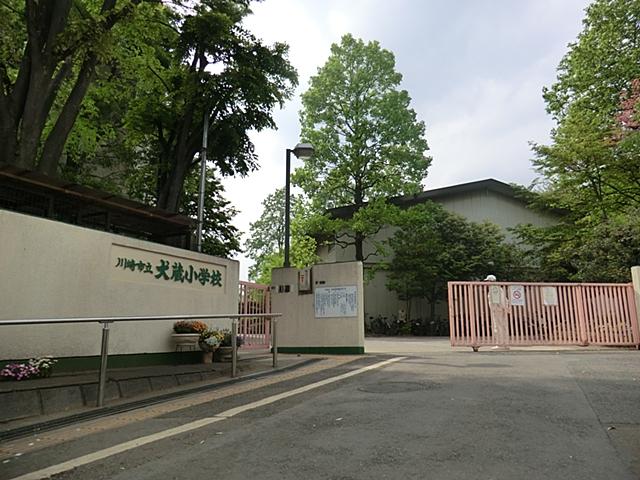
xmin=132 ymin=0 xmax=298 ymax=212
xmin=56 ymin=1 xmax=175 ymax=193
xmin=1 ymin=1 xmax=298 ymax=257
xmin=180 ymin=166 xmax=241 ymax=257
xmin=294 ymin=34 xmax=430 ymax=261
xmin=0 ymin=0 xmax=144 ymax=173
xmin=386 ymin=203 xmax=524 ymax=320
xmin=524 ymin=0 xmax=640 ymax=281
xmin=124 ymin=159 xmax=240 ymax=257
xmin=245 ymin=188 xmax=317 ymax=283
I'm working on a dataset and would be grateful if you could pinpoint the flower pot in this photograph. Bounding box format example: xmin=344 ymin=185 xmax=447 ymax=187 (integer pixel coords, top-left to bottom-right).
xmin=214 ymin=346 xmax=234 ymax=362
xmin=198 ymin=340 xmax=219 ymax=353
xmin=171 ymin=333 xmax=200 ymax=351
xmin=202 ymin=351 xmax=213 ymax=363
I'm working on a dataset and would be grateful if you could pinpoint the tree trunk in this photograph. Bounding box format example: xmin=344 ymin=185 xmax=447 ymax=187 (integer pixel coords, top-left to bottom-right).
xmin=353 ymin=183 xmax=364 ymax=261
xmin=156 ymin=102 xmax=201 ymax=213
xmin=17 ymin=67 xmax=54 ymax=169
xmin=39 ymin=57 xmax=97 ymax=175
xmin=157 ymin=159 xmax=189 ymax=212
xmin=0 ymin=118 xmax=18 ymax=166
xmin=16 ymin=0 xmax=73 ymax=170
xmin=355 ymin=231 xmax=364 ymax=261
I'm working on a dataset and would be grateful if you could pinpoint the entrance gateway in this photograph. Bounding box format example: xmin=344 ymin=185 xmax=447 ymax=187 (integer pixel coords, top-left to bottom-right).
xmin=448 ymin=281 xmax=640 ymax=351
xmin=238 ymin=281 xmax=271 ymax=350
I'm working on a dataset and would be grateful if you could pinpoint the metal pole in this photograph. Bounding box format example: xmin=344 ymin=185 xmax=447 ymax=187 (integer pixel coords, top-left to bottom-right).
xmin=231 ymin=319 xmax=237 ymax=378
xmin=283 ymin=148 xmax=292 ymax=268
xmin=272 ymin=318 xmax=278 ymax=368
xmin=196 ymin=112 xmax=209 ymax=252
xmin=0 ymin=312 xmax=279 ymax=326
xmin=97 ymin=321 xmax=111 ymax=407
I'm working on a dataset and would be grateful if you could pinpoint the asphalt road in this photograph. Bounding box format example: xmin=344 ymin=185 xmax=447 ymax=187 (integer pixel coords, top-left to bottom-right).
xmin=2 ymin=346 xmax=639 ymax=480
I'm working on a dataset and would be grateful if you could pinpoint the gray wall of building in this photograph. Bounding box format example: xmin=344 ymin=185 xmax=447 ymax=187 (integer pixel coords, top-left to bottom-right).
xmin=316 ymin=187 xmax=558 ymax=323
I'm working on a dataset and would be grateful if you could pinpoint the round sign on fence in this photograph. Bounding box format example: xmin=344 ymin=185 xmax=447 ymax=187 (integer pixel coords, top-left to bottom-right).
xmin=509 ymin=285 xmax=526 ymax=306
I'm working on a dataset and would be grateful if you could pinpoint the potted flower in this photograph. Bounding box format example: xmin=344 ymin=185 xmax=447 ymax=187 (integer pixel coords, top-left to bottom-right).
xmin=213 ymin=330 xmax=244 ymax=362
xmin=199 ymin=329 xmax=223 ymax=352
xmin=171 ymin=320 xmax=208 ymax=350
xmin=198 ymin=329 xmax=223 ymax=363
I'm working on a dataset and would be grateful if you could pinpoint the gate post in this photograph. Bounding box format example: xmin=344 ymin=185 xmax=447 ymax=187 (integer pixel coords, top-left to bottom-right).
xmin=575 ymin=285 xmax=589 ymax=346
xmin=468 ymin=284 xmax=478 ymax=350
xmin=631 ymin=267 xmax=640 ymax=347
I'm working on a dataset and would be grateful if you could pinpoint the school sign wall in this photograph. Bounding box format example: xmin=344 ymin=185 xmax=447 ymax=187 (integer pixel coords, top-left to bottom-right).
xmin=0 ymin=209 xmax=239 ymax=362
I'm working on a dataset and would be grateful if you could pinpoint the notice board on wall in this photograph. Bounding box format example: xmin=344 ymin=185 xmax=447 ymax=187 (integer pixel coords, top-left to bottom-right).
xmin=315 ymin=286 xmax=357 ymax=318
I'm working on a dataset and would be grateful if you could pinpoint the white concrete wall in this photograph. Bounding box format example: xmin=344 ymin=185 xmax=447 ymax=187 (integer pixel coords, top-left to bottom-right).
xmin=271 ymin=262 xmax=365 ymax=351
xmin=0 ymin=209 xmax=239 ymax=359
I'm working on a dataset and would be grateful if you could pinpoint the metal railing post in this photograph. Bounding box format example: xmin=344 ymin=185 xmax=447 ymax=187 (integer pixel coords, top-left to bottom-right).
xmin=97 ymin=321 xmax=112 ymax=407
xmin=231 ymin=319 xmax=237 ymax=378
xmin=272 ymin=318 xmax=278 ymax=368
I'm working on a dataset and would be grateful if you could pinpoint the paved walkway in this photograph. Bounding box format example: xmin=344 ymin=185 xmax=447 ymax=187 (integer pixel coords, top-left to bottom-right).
xmin=1 ymin=347 xmax=638 ymax=479
xmin=0 ymin=352 xmax=312 ymax=434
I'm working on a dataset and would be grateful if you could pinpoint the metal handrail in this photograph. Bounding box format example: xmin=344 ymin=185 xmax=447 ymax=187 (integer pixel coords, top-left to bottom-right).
xmin=0 ymin=313 xmax=279 ymax=326
xmin=0 ymin=313 xmax=281 ymax=407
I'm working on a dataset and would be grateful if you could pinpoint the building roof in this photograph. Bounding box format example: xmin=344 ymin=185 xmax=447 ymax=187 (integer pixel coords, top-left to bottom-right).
xmin=327 ymin=178 xmax=524 ymax=219
xmin=0 ymin=164 xmax=193 ymax=246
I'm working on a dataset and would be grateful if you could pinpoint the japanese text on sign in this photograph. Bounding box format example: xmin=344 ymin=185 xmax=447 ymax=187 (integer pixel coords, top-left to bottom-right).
xmin=315 ymin=286 xmax=357 ymax=318
xmin=114 ymin=257 xmax=223 ymax=287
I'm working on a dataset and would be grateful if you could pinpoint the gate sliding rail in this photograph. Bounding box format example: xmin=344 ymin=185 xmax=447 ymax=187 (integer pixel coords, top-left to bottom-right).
xmin=448 ymin=281 xmax=640 ymax=351
xmin=0 ymin=313 xmax=281 ymax=407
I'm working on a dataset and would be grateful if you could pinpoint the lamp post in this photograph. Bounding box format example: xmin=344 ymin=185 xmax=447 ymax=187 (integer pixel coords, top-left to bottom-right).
xmin=196 ymin=112 xmax=209 ymax=252
xmin=284 ymin=143 xmax=314 ymax=267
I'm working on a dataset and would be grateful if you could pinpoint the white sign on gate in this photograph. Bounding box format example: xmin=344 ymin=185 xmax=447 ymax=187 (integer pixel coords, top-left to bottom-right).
xmin=509 ymin=285 xmax=526 ymax=306
xmin=543 ymin=287 xmax=559 ymax=306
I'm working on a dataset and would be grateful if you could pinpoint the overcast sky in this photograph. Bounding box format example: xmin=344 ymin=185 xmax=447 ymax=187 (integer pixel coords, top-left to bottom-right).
xmin=222 ymin=0 xmax=592 ymax=279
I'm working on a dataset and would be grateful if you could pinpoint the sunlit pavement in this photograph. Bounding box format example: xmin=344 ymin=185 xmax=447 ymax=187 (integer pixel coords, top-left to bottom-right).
xmin=2 ymin=344 xmax=638 ymax=480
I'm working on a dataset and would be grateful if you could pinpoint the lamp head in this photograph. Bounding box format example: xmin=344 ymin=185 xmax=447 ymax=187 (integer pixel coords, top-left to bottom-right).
xmin=291 ymin=143 xmax=314 ymax=159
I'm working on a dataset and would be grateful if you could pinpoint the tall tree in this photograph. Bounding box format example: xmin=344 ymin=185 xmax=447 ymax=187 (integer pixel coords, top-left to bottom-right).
xmin=523 ymin=0 xmax=640 ymax=281
xmin=134 ymin=0 xmax=298 ymax=213
xmin=294 ymin=34 xmax=430 ymax=262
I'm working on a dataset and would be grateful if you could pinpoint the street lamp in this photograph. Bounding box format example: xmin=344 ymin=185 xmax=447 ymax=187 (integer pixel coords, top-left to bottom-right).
xmin=196 ymin=112 xmax=209 ymax=252
xmin=284 ymin=142 xmax=314 ymax=267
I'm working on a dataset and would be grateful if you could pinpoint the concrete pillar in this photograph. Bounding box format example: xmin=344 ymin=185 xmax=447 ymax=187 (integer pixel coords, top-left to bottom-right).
xmin=631 ymin=266 xmax=640 ymax=343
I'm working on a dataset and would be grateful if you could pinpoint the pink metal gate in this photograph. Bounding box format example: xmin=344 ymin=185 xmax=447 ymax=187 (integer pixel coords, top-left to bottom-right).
xmin=238 ymin=281 xmax=271 ymax=350
xmin=448 ymin=281 xmax=640 ymax=350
